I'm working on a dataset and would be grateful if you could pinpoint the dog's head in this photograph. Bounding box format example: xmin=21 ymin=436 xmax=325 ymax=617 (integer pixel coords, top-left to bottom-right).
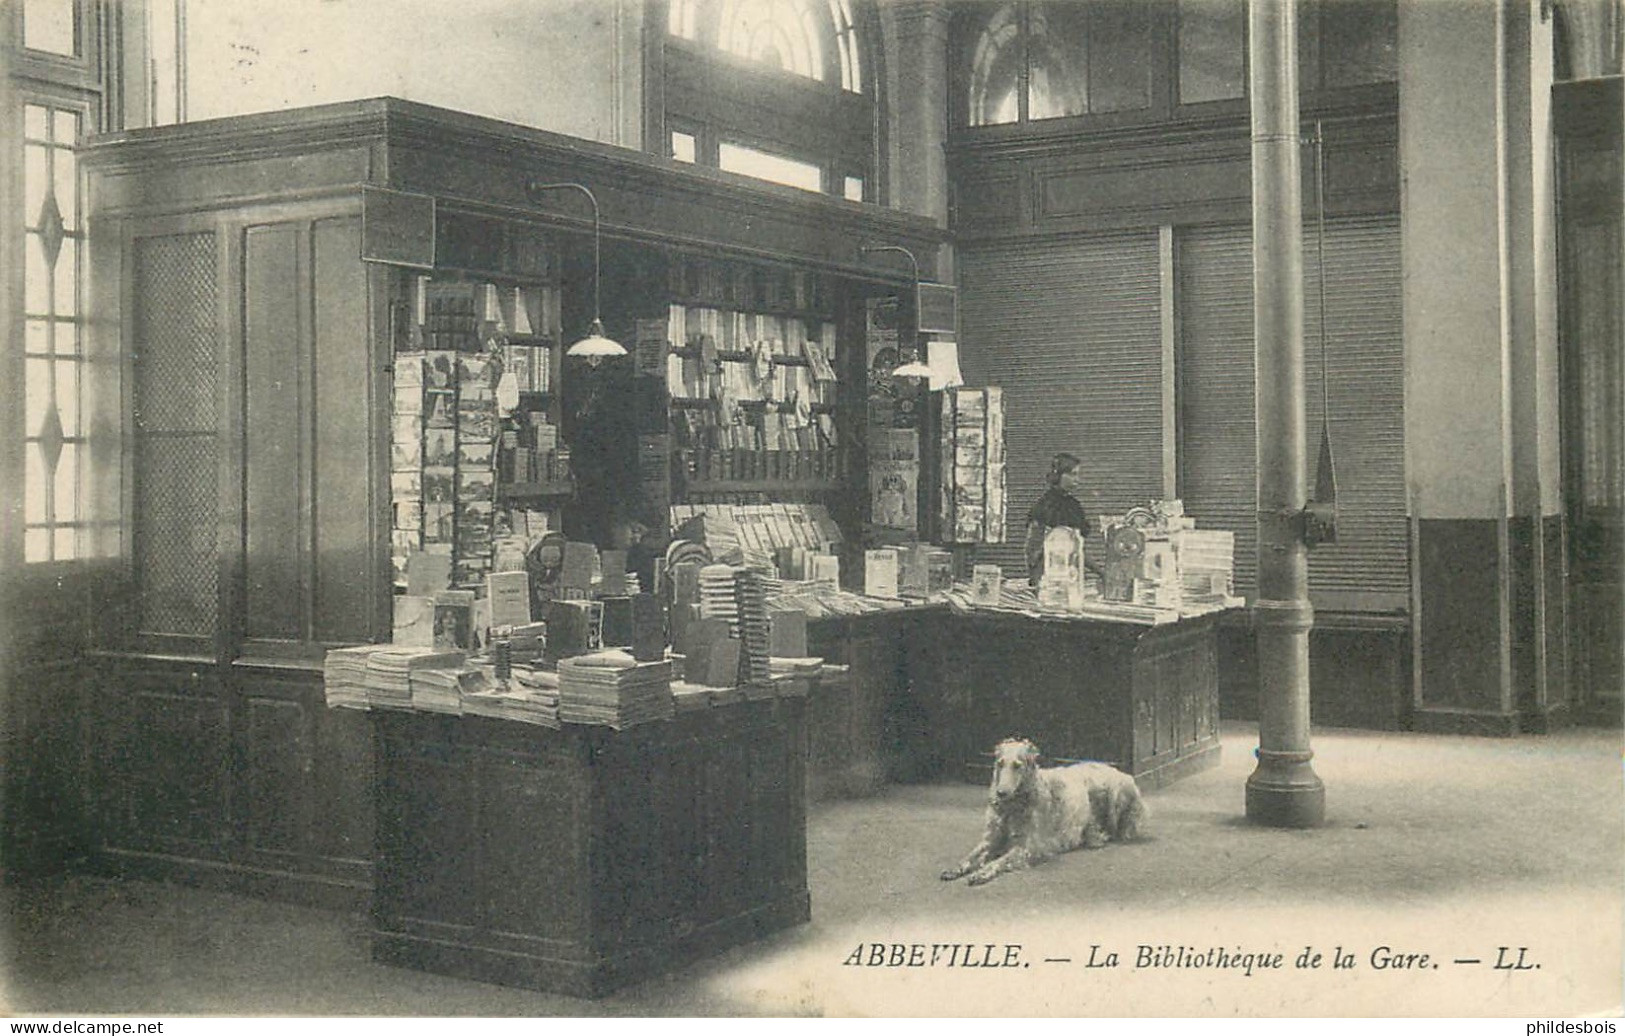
xmin=989 ymin=737 xmax=1041 ymax=807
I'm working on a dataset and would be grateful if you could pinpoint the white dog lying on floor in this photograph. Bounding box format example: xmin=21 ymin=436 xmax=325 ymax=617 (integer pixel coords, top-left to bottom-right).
xmin=941 ymin=737 xmax=1147 ymax=886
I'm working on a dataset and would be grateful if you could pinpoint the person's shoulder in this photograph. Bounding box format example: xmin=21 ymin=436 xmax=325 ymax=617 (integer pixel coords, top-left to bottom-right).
xmin=1027 ymin=487 xmax=1060 ymax=516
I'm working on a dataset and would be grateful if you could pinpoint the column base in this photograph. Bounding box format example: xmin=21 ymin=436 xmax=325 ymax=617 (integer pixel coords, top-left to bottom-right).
xmin=1245 ymin=759 xmax=1326 ymax=828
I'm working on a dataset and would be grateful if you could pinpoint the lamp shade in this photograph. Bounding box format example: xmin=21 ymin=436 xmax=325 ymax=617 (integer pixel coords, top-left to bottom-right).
xmin=565 ymin=318 xmax=627 ymax=361
xmin=891 ymin=359 xmax=933 ymax=379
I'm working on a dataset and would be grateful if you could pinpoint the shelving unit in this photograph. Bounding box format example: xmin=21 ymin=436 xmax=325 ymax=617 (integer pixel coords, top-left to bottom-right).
xmin=648 ymin=256 xmax=851 ymax=516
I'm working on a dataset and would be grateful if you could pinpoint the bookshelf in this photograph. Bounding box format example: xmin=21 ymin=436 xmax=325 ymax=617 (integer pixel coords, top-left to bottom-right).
xmin=651 ymin=256 xmax=847 ymax=511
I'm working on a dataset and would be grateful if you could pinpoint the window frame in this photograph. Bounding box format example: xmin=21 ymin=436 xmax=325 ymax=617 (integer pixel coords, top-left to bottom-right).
xmin=19 ymin=95 xmax=94 ymax=564
xmin=949 ymin=0 xmax=1398 ymax=143
xmin=646 ymin=0 xmax=886 ymax=204
xmin=7 ymin=0 xmax=111 ymax=572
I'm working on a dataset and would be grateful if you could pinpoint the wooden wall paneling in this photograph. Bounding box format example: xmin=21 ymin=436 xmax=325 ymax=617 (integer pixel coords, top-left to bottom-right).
xmin=746 ymin=725 xmax=785 ymax=901
xmin=371 ymin=704 xmax=808 ymax=997
xmin=372 ymin=715 xmax=479 ymax=930
xmin=97 ymin=665 xmax=229 ymax=860
xmin=307 ymin=688 xmax=374 ymax=879
xmin=243 ymin=222 xmax=307 ymax=644
xmin=661 ymin=725 xmax=705 ymax=919
xmin=229 ymin=669 xmax=373 ymax=901
xmin=93 ymin=149 xmax=374 ymax=221
xmin=311 ymin=215 xmax=374 ymax=645
xmin=2 ymin=661 xmax=89 ymax=875
xmin=366 ymin=263 xmax=397 ymax=645
xmin=950 ymin=114 xmax=1398 ymax=240
xmin=239 ymin=685 xmax=309 ymax=860
xmin=594 ymin=728 xmax=669 ymax=949
xmin=473 ymin=736 xmax=588 ymax=950
xmin=1555 ymin=78 xmax=1623 ymax=721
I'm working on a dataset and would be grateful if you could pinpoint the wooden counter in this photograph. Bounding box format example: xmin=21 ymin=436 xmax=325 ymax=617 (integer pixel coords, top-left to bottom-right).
xmin=798 ymin=604 xmax=1224 ymax=792
xmin=371 ymin=699 xmax=809 ymax=998
xmin=924 ymin=610 xmax=1223 ymax=789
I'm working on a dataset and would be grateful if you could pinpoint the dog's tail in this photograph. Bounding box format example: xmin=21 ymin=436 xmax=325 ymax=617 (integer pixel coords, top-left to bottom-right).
xmin=1117 ymin=784 xmax=1149 ymax=841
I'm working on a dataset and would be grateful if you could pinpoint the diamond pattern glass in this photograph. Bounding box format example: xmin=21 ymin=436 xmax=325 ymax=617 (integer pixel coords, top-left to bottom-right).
xmin=38 ymin=401 xmax=65 ymax=471
xmin=38 ymin=190 xmax=64 ymax=268
xmin=21 ymin=96 xmax=92 ymax=564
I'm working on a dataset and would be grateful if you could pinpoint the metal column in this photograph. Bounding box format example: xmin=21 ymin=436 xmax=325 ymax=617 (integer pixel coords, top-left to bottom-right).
xmin=1246 ymin=0 xmax=1326 ymax=827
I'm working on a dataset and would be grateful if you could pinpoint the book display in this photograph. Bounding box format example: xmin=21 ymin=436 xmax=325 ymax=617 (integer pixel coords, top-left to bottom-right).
xmin=493 ymin=283 xmax=572 ymax=502
xmin=650 ymin=257 xmax=845 ymax=504
xmin=668 ymin=501 xmax=843 ymax=576
xmin=665 ymin=306 xmax=840 ymax=488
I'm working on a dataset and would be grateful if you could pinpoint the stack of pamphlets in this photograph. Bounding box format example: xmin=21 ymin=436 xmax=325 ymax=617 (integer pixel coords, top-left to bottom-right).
xmin=322 ymin=646 xmax=375 ymax=710
xmin=409 ymin=664 xmax=491 ymax=715
xmin=462 ymin=664 xmax=560 ymax=727
xmin=364 ymin=646 xmax=466 ymax=709
xmin=558 ymin=650 xmax=675 ymax=729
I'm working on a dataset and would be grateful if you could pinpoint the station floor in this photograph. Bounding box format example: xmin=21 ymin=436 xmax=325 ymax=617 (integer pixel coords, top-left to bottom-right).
xmin=3 ymin=721 xmax=1621 ymax=1018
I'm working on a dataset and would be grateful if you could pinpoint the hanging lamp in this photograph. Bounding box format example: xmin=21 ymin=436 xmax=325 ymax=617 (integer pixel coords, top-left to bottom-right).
xmin=859 ymin=243 xmax=932 ymax=378
xmin=524 ymin=180 xmax=626 ymax=366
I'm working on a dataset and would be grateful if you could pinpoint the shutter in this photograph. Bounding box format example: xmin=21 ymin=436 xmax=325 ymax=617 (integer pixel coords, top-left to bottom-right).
xmin=1303 ymin=215 xmax=1408 ymax=597
xmin=1179 ymin=215 xmax=1407 ymax=602
xmin=1176 ymin=226 xmax=1260 ymax=593
xmin=959 ymin=230 xmax=1164 ymax=577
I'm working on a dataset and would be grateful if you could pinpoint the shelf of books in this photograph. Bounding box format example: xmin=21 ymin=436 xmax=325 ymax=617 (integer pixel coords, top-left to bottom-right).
xmin=659 ymin=296 xmax=843 ymax=502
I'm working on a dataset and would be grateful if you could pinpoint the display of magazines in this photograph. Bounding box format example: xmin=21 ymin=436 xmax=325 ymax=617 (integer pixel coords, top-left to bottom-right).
xmin=939 ymin=386 xmax=1007 ymax=544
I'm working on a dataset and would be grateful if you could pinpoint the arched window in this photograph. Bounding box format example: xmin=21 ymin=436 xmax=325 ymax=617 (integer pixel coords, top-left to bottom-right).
xmin=653 ymin=0 xmax=879 ymax=201
xmin=955 ymin=1 xmax=1152 ymax=128
xmin=954 ymin=0 xmax=1395 ymax=133
xmin=967 ymin=5 xmax=1021 ymax=126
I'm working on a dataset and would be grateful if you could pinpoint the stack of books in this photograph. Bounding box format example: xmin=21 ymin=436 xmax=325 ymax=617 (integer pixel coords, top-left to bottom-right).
xmin=322 ymin=646 xmax=375 ymax=710
xmin=698 ymin=564 xmax=742 ymax=626
xmin=735 ymin=568 xmax=773 ymax=694
xmin=409 ymin=664 xmax=491 ymax=715
xmin=558 ymin=650 xmax=675 ymax=729
xmin=462 ymin=665 xmax=561 ymax=728
xmin=768 ymin=581 xmax=910 ymax=618
xmin=670 ymin=678 xmax=713 ymax=713
xmin=1133 ymin=578 xmax=1184 ymax=609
